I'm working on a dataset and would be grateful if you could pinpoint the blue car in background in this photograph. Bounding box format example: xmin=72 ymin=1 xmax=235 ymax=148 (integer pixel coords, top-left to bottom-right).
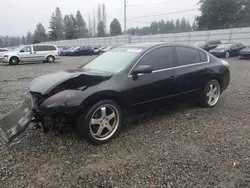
xmin=69 ymin=46 xmax=94 ymax=56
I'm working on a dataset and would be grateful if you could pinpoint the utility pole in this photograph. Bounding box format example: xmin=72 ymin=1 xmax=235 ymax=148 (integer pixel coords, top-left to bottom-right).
xmin=124 ymin=0 xmax=127 ymax=34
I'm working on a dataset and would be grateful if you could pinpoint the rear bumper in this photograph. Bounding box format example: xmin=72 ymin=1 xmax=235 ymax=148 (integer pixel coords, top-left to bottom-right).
xmin=239 ymin=53 xmax=250 ymax=59
xmin=55 ymin=55 xmax=60 ymax=60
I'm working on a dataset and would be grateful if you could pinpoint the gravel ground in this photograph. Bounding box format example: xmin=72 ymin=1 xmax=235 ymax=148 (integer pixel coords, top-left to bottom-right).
xmin=1 ymin=57 xmax=250 ymax=188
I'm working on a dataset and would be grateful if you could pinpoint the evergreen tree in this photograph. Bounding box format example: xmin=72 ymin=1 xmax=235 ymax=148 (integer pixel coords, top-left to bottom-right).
xmin=180 ymin=18 xmax=187 ymax=32
xmin=49 ymin=7 xmax=64 ymax=40
xmin=150 ymin=21 xmax=159 ymax=35
xmin=110 ymin=18 xmax=122 ymax=36
xmin=175 ymin=19 xmax=181 ymax=33
xmin=76 ymin=10 xmax=88 ymax=38
xmin=21 ymin=36 xmax=26 ymax=45
xmin=4 ymin=36 xmax=10 ymax=47
xmin=197 ymin=0 xmax=242 ymax=30
xmin=26 ymin=31 xmax=33 ymax=45
xmin=33 ymin=23 xmax=48 ymax=43
xmin=64 ymin=15 xmax=77 ymax=39
xmin=97 ymin=21 xmax=106 ymax=37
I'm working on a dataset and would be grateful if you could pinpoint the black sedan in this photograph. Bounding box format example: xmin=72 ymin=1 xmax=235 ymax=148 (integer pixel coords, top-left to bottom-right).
xmin=209 ymin=43 xmax=246 ymax=58
xmin=194 ymin=40 xmax=222 ymax=51
xmin=0 ymin=43 xmax=230 ymax=145
xmin=239 ymin=46 xmax=250 ymax=59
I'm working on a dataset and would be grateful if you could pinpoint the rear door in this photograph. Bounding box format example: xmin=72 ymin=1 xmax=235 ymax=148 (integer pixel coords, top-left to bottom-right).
xmin=129 ymin=46 xmax=179 ymax=113
xmin=173 ymin=46 xmax=209 ymax=102
xmin=33 ymin=45 xmax=46 ymax=61
xmin=18 ymin=46 xmax=34 ymax=62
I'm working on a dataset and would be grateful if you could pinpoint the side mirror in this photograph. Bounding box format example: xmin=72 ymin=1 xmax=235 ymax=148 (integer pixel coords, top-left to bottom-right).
xmin=132 ymin=65 xmax=153 ymax=76
xmin=20 ymin=50 xmax=24 ymax=53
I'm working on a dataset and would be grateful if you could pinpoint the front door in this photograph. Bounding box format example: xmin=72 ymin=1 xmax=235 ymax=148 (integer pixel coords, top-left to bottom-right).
xmin=18 ymin=45 xmax=34 ymax=62
xmin=129 ymin=46 xmax=178 ymax=114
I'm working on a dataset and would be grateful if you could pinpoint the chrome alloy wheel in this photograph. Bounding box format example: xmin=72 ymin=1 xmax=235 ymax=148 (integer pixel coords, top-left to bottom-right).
xmin=89 ymin=104 xmax=119 ymax=141
xmin=206 ymin=82 xmax=220 ymax=106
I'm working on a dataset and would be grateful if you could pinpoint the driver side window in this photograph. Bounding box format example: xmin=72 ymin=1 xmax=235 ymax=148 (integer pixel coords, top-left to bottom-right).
xmin=20 ymin=46 xmax=31 ymax=53
xmin=135 ymin=46 xmax=174 ymax=71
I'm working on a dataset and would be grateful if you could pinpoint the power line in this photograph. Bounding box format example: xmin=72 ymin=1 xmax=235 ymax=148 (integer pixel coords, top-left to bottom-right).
xmin=129 ymin=8 xmax=199 ymax=19
xmin=127 ymin=0 xmax=187 ymax=8
xmin=128 ymin=19 xmax=151 ymax=24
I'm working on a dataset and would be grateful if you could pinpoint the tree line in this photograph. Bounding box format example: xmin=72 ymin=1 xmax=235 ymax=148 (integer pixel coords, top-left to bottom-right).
xmin=0 ymin=4 xmax=122 ymax=48
xmin=1 ymin=0 xmax=250 ymax=47
xmin=127 ymin=18 xmax=197 ymax=36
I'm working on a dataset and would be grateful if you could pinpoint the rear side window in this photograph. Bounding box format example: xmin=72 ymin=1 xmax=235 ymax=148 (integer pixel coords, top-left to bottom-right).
xmin=136 ymin=46 xmax=173 ymax=70
xmin=199 ymin=51 xmax=208 ymax=62
xmin=34 ymin=45 xmax=56 ymax=51
xmin=176 ymin=47 xmax=201 ymax=66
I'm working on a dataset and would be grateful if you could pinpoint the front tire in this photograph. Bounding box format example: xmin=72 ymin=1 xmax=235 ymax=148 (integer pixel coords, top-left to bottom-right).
xmin=47 ymin=55 xmax=55 ymax=63
xmin=9 ymin=57 xmax=19 ymax=65
xmin=200 ymin=80 xmax=221 ymax=108
xmin=77 ymin=100 xmax=123 ymax=145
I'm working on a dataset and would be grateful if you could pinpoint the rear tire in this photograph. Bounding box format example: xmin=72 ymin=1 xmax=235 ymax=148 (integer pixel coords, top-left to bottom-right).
xmin=47 ymin=55 xmax=55 ymax=63
xmin=200 ymin=80 xmax=221 ymax=108
xmin=76 ymin=100 xmax=123 ymax=145
xmin=225 ymin=51 xmax=230 ymax=58
xmin=9 ymin=57 xmax=19 ymax=65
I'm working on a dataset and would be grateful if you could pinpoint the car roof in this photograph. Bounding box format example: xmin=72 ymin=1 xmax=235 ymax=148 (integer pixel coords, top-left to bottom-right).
xmin=121 ymin=42 xmax=200 ymax=50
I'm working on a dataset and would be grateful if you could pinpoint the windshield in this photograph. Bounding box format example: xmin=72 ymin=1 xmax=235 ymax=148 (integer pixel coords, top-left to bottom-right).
xmin=194 ymin=42 xmax=205 ymax=47
xmin=82 ymin=48 xmax=143 ymax=73
xmin=216 ymin=44 xmax=232 ymax=49
xmin=11 ymin=46 xmax=24 ymax=51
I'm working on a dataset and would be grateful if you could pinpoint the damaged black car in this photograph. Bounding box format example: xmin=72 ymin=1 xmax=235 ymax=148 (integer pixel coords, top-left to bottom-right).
xmin=0 ymin=43 xmax=230 ymax=145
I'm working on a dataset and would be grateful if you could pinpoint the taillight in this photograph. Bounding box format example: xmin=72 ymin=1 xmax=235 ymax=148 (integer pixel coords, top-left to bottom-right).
xmin=221 ymin=60 xmax=229 ymax=69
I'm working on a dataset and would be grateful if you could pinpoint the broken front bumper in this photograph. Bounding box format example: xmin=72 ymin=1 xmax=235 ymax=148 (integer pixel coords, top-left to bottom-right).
xmin=0 ymin=91 xmax=81 ymax=143
xmin=0 ymin=94 xmax=34 ymax=143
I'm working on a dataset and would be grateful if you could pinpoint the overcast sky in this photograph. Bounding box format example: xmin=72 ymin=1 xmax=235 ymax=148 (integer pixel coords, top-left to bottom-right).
xmin=0 ymin=0 xmax=200 ymax=36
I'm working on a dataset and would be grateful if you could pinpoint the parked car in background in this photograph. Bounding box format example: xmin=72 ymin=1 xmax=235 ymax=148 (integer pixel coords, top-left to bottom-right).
xmin=0 ymin=48 xmax=9 ymax=60
xmin=93 ymin=46 xmax=106 ymax=55
xmin=239 ymin=46 xmax=250 ymax=59
xmin=194 ymin=40 xmax=222 ymax=51
xmin=58 ymin=46 xmax=70 ymax=56
xmin=209 ymin=43 xmax=246 ymax=58
xmin=99 ymin=46 xmax=116 ymax=54
xmin=1 ymin=44 xmax=60 ymax=65
xmin=69 ymin=46 xmax=94 ymax=56
xmin=0 ymin=42 xmax=230 ymax=145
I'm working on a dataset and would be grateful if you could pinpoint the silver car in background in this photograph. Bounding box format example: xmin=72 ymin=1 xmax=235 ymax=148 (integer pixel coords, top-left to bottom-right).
xmin=2 ymin=44 xmax=60 ymax=65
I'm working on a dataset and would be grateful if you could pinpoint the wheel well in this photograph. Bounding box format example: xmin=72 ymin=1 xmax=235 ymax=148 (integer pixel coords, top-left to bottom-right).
xmin=10 ymin=56 xmax=20 ymax=62
xmin=46 ymin=55 xmax=55 ymax=59
xmin=79 ymin=94 xmax=125 ymax=115
xmin=210 ymin=77 xmax=223 ymax=90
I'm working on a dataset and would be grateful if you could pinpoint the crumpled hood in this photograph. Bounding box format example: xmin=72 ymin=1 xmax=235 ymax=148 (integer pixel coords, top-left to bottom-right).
xmin=29 ymin=69 xmax=112 ymax=95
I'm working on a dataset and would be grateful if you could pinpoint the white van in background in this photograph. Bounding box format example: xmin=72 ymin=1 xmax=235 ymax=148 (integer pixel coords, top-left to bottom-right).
xmin=1 ymin=44 xmax=60 ymax=65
